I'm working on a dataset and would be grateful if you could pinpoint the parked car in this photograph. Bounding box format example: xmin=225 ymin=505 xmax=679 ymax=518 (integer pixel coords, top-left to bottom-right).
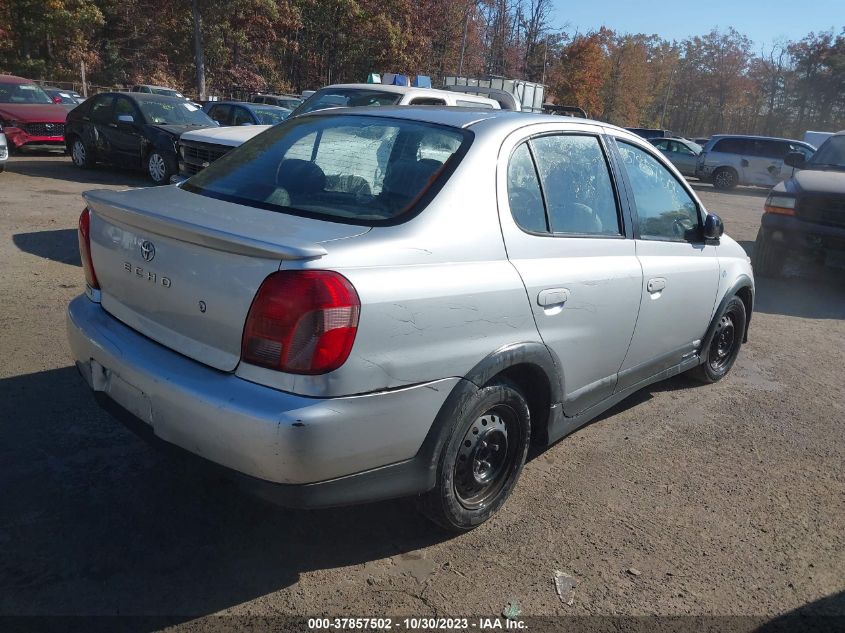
xmin=650 ymin=137 xmax=703 ymax=177
xmin=626 ymin=127 xmax=675 ymax=140
xmin=753 ymin=131 xmax=845 ymax=276
xmin=0 ymin=125 xmax=7 ymax=172
xmin=692 ymin=137 xmax=710 ymax=146
xmin=202 ymin=100 xmax=291 ymax=126
xmin=696 ymin=134 xmax=816 ymax=190
xmin=290 ymin=83 xmax=500 ymax=117
xmin=66 ymin=91 xmax=217 ymax=184
xmin=131 ymin=84 xmax=188 ymax=99
xmin=0 ymin=74 xmax=68 ymax=151
xmin=43 ymin=87 xmax=84 ymax=107
xmin=178 ymin=124 xmax=269 ymax=177
xmin=68 ymin=107 xmax=753 ymax=530
xmin=251 ymin=93 xmax=302 ymax=110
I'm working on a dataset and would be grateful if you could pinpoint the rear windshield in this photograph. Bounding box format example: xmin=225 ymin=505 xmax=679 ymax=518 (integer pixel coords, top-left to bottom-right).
xmin=182 ymin=114 xmax=471 ymax=224
xmin=293 ymin=89 xmax=403 ymax=116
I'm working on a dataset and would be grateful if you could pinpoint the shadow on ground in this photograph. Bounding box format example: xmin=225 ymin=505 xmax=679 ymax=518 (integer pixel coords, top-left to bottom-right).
xmin=13 ymin=229 xmax=81 ymax=266
xmin=7 ymin=155 xmax=149 ymax=188
xmin=0 ymin=366 xmax=451 ymax=620
xmin=755 ymin=589 xmax=845 ymax=632
xmin=690 ymin=182 xmax=769 ymax=198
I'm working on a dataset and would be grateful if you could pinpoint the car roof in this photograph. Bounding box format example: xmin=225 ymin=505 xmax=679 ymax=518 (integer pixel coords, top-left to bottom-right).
xmin=709 ymin=133 xmax=811 ymax=144
xmin=208 ymin=100 xmax=290 ymax=111
xmin=135 ymin=84 xmax=178 ymax=90
xmin=300 ymin=105 xmax=621 ymax=135
xmin=99 ymin=91 xmax=195 ymax=104
xmin=313 ymin=83 xmax=497 ymax=102
xmin=0 ymin=74 xmax=39 ymax=84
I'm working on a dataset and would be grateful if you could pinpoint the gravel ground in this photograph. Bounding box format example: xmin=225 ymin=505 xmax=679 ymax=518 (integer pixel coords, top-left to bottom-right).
xmin=0 ymin=154 xmax=843 ymax=630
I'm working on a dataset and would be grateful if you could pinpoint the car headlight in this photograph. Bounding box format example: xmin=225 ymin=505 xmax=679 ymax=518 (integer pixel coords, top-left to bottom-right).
xmin=765 ymin=194 xmax=797 ymax=215
xmin=178 ymin=144 xmax=185 ymax=160
xmin=3 ymin=120 xmax=21 ymax=129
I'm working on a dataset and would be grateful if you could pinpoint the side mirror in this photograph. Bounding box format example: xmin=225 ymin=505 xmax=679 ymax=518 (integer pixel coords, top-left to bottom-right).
xmin=784 ymin=151 xmax=806 ymax=169
xmin=703 ymin=213 xmax=724 ymax=241
xmin=117 ymin=114 xmax=135 ymax=125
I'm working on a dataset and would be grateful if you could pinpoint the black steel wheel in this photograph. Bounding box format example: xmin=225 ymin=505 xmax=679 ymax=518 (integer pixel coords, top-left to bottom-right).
xmin=420 ymin=380 xmax=530 ymax=531
xmin=690 ymin=295 xmax=747 ymax=383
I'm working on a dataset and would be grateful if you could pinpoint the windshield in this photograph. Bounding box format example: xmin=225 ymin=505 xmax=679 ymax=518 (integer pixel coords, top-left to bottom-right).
xmin=807 ymin=135 xmax=845 ymax=169
xmin=138 ymin=100 xmax=215 ymax=126
xmin=253 ymin=107 xmax=290 ymax=125
xmin=183 ymin=114 xmax=471 ymax=224
xmin=293 ymin=89 xmax=402 ymax=116
xmin=0 ymin=82 xmax=53 ymax=104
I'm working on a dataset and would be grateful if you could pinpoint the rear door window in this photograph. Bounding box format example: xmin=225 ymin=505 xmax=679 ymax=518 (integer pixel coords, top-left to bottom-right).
xmin=530 ymin=134 xmax=622 ymax=236
xmin=208 ymin=104 xmax=232 ymax=125
xmin=183 ymin=114 xmax=470 ymax=225
xmin=90 ymin=95 xmax=114 ymax=124
xmin=713 ymin=138 xmax=749 ymax=154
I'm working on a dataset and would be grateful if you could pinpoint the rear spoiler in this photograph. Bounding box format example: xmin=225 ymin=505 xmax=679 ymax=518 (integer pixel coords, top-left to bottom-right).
xmin=83 ymin=189 xmax=327 ymax=260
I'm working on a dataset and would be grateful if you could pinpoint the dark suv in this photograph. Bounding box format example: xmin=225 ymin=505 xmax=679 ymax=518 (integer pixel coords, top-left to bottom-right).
xmin=753 ymin=132 xmax=845 ymax=276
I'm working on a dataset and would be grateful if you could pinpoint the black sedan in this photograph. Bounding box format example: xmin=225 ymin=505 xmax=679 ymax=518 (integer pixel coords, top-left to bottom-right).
xmin=66 ymin=92 xmax=217 ymax=184
xmin=202 ymin=100 xmax=291 ymax=126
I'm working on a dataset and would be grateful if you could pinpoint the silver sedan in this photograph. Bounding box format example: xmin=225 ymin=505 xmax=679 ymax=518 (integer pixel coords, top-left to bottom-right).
xmin=67 ymin=107 xmax=753 ymax=530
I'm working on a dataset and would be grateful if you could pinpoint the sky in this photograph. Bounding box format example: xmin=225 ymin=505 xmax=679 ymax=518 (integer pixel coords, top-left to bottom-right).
xmin=548 ymin=0 xmax=843 ymax=50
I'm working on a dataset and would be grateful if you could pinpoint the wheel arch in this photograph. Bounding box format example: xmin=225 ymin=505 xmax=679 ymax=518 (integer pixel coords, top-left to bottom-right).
xmin=704 ymin=276 xmax=753 ymax=352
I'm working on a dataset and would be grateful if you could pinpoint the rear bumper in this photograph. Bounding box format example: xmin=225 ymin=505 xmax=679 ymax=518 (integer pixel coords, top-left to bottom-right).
xmin=760 ymin=212 xmax=845 ymax=253
xmin=67 ymin=295 xmax=459 ymax=507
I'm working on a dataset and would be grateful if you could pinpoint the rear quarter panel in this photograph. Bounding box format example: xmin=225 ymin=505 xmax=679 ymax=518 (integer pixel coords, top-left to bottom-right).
xmin=236 ymin=134 xmax=543 ymax=397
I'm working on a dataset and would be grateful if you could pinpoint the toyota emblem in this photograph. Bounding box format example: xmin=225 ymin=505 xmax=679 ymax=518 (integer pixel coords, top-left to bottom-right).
xmin=140 ymin=240 xmax=156 ymax=262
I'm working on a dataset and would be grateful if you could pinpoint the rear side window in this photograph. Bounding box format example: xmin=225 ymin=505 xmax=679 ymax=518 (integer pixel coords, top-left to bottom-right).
xmin=208 ymin=104 xmax=231 ymax=125
xmin=507 ymin=144 xmax=547 ymax=233
xmin=90 ymin=95 xmax=114 ymax=124
xmin=530 ymin=135 xmax=622 ymax=235
xmin=617 ymin=141 xmax=700 ymax=242
xmin=183 ymin=114 xmax=471 ymax=225
xmin=712 ymin=138 xmax=752 ymax=154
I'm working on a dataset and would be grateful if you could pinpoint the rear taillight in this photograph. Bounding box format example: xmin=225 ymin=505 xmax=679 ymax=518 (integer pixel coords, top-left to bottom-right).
xmin=78 ymin=207 xmax=99 ymax=289
xmin=242 ymin=270 xmax=360 ymax=375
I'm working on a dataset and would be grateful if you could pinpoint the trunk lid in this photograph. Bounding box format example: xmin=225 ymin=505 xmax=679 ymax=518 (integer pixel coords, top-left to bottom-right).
xmin=83 ymin=186 xmax=369 ymax=371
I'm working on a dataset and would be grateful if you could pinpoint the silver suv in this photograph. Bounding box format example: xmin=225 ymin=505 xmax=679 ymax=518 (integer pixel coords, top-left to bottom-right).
xmin=67 ymin=108 xmax=754 ymax=530
xmin=696 ymin=134 xmax=815 ymax=189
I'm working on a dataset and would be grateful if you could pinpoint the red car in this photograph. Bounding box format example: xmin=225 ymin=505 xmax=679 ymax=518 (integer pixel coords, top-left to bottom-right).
xmin=0 ymin=74 xmax=68 ymax=150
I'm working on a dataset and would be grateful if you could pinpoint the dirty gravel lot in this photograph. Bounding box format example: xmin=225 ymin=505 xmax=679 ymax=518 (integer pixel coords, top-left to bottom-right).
xmin=0 ymin=154 xmax=843 ymax=630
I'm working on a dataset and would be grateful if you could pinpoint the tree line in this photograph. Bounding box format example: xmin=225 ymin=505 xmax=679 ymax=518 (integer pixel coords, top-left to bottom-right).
xmin=1 ymin=0 xmax=842 ymax=138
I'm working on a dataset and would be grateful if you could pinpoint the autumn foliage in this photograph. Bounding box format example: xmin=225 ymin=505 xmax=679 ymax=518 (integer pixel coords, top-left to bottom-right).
xmin=0 ymin=0 xmax=842 ymax=138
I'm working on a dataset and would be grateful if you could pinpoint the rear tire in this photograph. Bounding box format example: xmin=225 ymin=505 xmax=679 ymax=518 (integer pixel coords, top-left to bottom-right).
xmin=419 ymin=380 xmax=531 ymax=532
xmin=712 ymin=167 xmax=738 ymax=190
xmin=752 ymin=229 xmax=782 ymax=278
xmin=689 ymin=295 xmax=746 ymax=384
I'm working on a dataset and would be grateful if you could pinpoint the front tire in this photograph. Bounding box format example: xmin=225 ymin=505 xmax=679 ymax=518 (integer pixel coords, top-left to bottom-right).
xmin=712 ymin=167 xmax=738 ymax=190
xmin=690 ymin=295 xmax=746 ymax=383
xmin=419 ymin=381 xmax=531 ymax=532
xmin=147 ymin=150 xmax=175 ymax=184
xmin=752 ymin=229 xmax=782 ymax=278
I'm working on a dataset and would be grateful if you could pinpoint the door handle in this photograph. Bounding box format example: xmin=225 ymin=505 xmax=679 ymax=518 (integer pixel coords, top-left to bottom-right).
xmin=538 ymin=288 xmax=570 ymax=307
xmin=647 ymin=278 xmax=666 ymax=294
